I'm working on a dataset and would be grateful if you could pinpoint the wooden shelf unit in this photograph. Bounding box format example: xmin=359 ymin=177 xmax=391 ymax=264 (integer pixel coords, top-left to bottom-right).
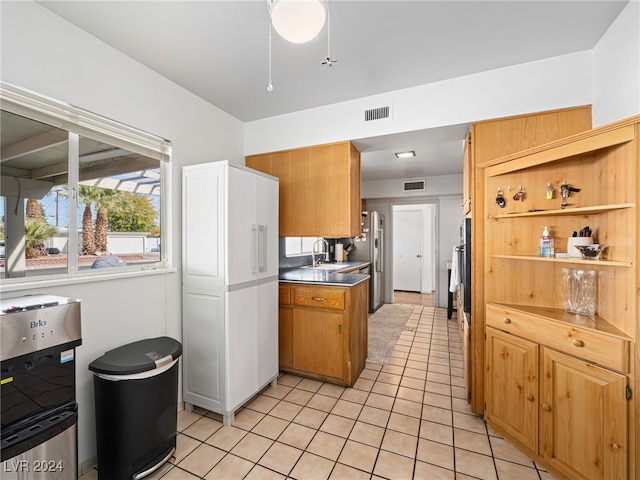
xmin=482 ymin=115 xmax=640 ymax=480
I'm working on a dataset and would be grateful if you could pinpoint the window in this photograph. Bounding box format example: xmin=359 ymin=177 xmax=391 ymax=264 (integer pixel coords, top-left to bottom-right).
xmin=0 ymin=83 xmax=170 ymax=282
xmin=285 ymin=237 xmax=324 ymax=257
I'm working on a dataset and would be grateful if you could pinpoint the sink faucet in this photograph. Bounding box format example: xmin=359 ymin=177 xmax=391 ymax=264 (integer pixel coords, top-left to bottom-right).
xmin=312 ymin=239 xmax=330 ymax=266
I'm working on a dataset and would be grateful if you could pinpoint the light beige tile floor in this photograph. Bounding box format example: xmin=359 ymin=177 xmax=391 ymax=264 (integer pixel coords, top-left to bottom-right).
xmin=81 ymin=301 xmax=556 ymax=479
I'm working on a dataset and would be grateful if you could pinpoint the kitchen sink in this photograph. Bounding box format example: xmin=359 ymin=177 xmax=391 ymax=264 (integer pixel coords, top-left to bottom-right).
xmin=302 ymin=264 xmax=344 ymax=271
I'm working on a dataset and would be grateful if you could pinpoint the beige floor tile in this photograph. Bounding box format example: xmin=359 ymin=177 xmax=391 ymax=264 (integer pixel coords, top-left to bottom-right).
xmin=452 ymin=411 xmax=487 ymax=435
xmin=416 ymin=438 xmax=454 ymax=470
xmin=284 ymin=388 xmax=314 ymax=406
xmin=244 ymin=464 xmax=286 ymax=479
xmin=395 ymin=385 xmax=423 ymax=403
xmin=261 ymin=383 xmax=293 ymax=400
xmin=247 ymin=394 xmax=280 ymax=413
xmin=278 ymin=422 xmax=316 ymax=450
xmin=403 ymin=367 xmax=427 ymax=380
xmin=178 ymin=409 xmax=203 ymax=432
xmin=269 ymin=400 xmax=303 ymax=421
xmin=372 ymin=450 xmax=415 ymax=479
xmin=371 ymin=381 xmax=400 ymax=397
xmin=381 ymin=364 xmax=405 ymax=375
xmin=377 ymin=372 xmax=402 ymax=385
xmin=318 ymin=382 xmax=346 ymax=398
xmin=414 ymin=460 xmax=455 ymax=479
xmin=451 ymin=397 xmax=473 ymax=414
xmin=340 ymin=387 xmax=369 ymax=404
xmin=331 ymin=399 xmax=363 ymax=419
xmin=278 ymin=374 xmax=303 ymax=387
xmin=175 ymin=433 xmax=201 ymax=463
xmin=251 ymin=415 xmax=289 ymax=440
xmin=292 ymin=406 xmax=328 ymax=429
xmin=204 ymin=453 xmax=254 ymax=479
xmin=427 ymin=371 xmax=451 ymax=385
xmin=454 ymin=449 xmax=497 ymax=479
xmin=495 ymin=459 xmax=541 ymax=479
xmin=178 ymin=443 xmax=225 ymax=477
xmin=349 ymin=421 xmax=385 ymax=448
xmin=320 ymin=413 xmax=355 ymax=438
xmin=422 ymin=405 xmax=453 ymax=426
xmin=258 ymin=442 xmax=303 ymax=476
xmin=386 ymin=356 xmax=407 ymax=367
xmin=399 ymin=376 xmax=426 ymax=391
xmin=306 ymin=431 xmax=347 ymax=461
xmin=79 ymin=468 xmax=98 ymax=480
xmin=329 ymin=463 xmax=371 ymax=480
xmin=338 ymin=440 xmax=379 ymax=473
xmin=297 ymin=377 xmax=324 ymax=392
xmin=358 ymin=368 xmax=380 ymax=380
xmin=425 ymin=380 xmax=452 ymax=396
xmin=419 ymin=419 xmax=454 ymax=445
xmin=182 ymin=415 xmax=222 ymax=441
xmin=230 ymin=432 xmax=274 ymax=463
xmin=454 ymin=428 xmax=492 ymax=456
xmin=424 ymin=391 xmax=452 ymax=410
xmin=387 ymin=412 xmax=420 ymax=437
xmin=358 ymin=405 xmax=391 ymax=428
xmin=205 ymin=425 xmax=247 ymax=451
xmin=353 ymin=377 xmax=375 ymax=391
xmin=490 ymin=436 xmax=537 ymax=467
xmin=392 ymin=398 xmax=422 ymax=418
xmin=290 ymin=452 xmax=335 ymax=480
xmin=307 ymin=393 xmax=338 ymax=412
xmin=381 ymin=429 xmax=418 ymax=458
xmin=162 ymin=466 xmax=201 ymax=480
xmin=234 ymin=407 xmax=266 ymax=431
xmin=406 ymin=358 xmax=428 ymax=369
xmin=365 ymin=392 xmax=395 ymax=410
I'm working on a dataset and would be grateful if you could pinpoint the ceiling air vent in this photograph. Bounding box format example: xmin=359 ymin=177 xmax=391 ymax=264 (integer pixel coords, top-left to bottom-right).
xmin=364 ymin=106 xmax=390 ymax=122
xmin=403 ymin=180 xmax=425 ymax=192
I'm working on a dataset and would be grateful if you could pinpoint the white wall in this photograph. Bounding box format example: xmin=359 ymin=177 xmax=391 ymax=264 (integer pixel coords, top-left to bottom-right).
xmin=1 ymin=1 xmax=244 ymax=472
xmin=592 ymin=0 xmax=640 ymax=127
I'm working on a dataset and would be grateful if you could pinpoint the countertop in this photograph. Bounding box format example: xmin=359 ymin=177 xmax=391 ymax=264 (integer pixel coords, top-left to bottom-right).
xmin=279 ymin=261 xmax=370 ymax=287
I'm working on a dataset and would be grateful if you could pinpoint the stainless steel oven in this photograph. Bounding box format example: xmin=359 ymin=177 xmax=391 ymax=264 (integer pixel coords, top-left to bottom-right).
xmin=1 ymin=295 xmax=81 ymax=480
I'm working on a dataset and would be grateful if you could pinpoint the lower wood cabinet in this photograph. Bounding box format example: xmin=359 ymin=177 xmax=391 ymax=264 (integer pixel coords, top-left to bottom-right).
xmin=278 ymin=281 xmax=368 ymax=386
xmin=485 ymin=318 xmax=629 ymax=480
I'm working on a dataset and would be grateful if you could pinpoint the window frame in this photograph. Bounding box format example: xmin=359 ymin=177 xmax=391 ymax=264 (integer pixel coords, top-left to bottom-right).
xmin=0 ymin=82 xmax=172 ymax=287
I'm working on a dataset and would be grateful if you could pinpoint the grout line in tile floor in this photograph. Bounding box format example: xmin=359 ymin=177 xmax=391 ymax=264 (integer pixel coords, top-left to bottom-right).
xmin=81 ymin=302 xmax=558 ymax=480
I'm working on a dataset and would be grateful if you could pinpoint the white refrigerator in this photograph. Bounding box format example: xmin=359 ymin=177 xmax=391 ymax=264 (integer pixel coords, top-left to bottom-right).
xmin=182 ymin=160 xmax=279 ymax=425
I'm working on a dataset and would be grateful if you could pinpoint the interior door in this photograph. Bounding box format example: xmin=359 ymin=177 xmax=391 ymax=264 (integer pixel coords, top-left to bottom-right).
xmin=393 ymin=209 xmax=422 ymax=292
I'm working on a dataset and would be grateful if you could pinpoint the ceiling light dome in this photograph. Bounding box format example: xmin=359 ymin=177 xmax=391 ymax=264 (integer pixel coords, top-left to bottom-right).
xmin=269 ymin=0 xmax=327 ymax=44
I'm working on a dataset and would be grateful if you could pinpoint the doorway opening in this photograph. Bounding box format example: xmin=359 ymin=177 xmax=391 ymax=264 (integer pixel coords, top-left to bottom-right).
xmin=391 ymin=203 xmax=436 ymax=303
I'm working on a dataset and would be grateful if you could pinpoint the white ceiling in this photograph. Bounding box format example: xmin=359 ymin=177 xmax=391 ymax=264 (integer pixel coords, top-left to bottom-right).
xmin=38 ymin=0 xmax=628 ymax=182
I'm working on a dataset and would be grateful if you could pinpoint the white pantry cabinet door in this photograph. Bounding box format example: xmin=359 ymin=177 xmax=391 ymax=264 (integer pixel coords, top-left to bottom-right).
xmin=257 ymin=279 xmax=279 ymax=387
xmin=257 ymin=173 xmax=279 ymax=279
xmin=227 ymin=166 xmax=258 ymax=285
xmin=182 ymin=164 xmax=225 ymax=290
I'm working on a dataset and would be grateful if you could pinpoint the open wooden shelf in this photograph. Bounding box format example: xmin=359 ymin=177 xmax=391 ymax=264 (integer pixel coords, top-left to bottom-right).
xmin=492 ymin=254 xmax=633 ymax=267
xmin=491 ymin=203 xmax=634 ymax=219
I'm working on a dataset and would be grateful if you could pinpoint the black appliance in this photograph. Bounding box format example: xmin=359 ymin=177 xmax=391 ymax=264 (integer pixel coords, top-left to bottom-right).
xmin=89 ymin=336 xmax=182 ymax=480
xmin=1 ymin=295 xmax=82 ymax=479
xmin=459 ymin=218 xmax=472 ymax=322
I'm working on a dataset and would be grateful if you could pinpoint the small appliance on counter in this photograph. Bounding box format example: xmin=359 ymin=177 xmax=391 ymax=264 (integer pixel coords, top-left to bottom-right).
xmin=1 ymin=295 xmax=82 ymax=480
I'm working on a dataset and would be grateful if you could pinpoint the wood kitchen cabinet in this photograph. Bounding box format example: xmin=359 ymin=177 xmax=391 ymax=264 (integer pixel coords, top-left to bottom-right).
xmin=482 ymin=115 xmax=640 ymax=479
xmin=246 ymin=141 xmax=361 ymax=237
xmin=278 ymin=281 xmax=368 ymax=386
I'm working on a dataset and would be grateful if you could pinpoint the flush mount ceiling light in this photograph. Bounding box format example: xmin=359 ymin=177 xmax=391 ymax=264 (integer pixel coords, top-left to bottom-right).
xmin=266 ymin=0 xmax=336 ymax=92
xmin=268 ymin=0 xmax=327 ymax=44
xmin=395 ymin=151 xmax=416 ymax=158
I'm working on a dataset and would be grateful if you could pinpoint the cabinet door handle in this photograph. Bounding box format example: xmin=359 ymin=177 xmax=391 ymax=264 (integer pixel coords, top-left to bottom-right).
xmin=526 ymin=394 xmax=535 ymax=402
xmin=503 ymin=317 xmax=511 ymax=324
xmin=572 ymin=339 xmax=585 ymax=347
xmin=338 ymin=324 xmax=342 ymax=334
xmin=542 ymin=403 xmax=551 ymax=412
xmin=312 ymin=297 xmax=325 ymax=302
xmin=609 ymin=443 xmax=620 ymax=450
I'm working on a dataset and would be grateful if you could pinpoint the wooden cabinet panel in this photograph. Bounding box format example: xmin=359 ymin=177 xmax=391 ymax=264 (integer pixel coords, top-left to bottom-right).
xmin=279 ymin=285 xmax=291 ymax=305
xmin=540 ymin=348 xmax=628 ymax=480
xmin=293 ymin=285 xmax=345 ymax=310
xmin=485 ymin=327 xmax=538 ymax=452
xmin=246 ymin=141 xmax=361 ymax=237
xmin=292 ymin=308 xmax=345 ymax=379
xmin=486 ymin=303 xmax=629 ymax=373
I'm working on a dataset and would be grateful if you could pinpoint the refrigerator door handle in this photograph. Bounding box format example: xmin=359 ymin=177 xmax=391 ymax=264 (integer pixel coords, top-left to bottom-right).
xmin=377 ymin=228 xmax=384 ymax=273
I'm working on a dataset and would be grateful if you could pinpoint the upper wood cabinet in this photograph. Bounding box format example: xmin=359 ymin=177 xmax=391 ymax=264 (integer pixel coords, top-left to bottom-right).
xmin=246 ymin=141 xmax=361 ymax=237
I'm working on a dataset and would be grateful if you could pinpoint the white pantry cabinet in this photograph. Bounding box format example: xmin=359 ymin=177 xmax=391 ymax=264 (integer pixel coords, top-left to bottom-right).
xmin=182 ymin=160 xmax=279 ymax=425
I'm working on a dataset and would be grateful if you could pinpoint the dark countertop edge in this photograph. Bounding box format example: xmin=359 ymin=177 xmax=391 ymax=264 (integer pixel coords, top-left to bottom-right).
xmin=279 ymin=275 xmax=370 ymax=287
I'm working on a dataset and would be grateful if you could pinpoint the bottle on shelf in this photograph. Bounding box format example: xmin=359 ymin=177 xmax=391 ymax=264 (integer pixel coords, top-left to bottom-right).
xmin=539 ymin=226 xmax=554 ymax=258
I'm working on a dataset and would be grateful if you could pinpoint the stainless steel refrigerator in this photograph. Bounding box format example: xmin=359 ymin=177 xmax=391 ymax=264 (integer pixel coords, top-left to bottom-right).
xmin=351 ymin=211 xmax=384 ymax=312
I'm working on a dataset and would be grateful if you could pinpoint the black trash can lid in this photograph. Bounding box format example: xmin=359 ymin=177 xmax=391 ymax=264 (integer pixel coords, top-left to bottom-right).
xmin=88 ymin=336 xmax=182 ymax=375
